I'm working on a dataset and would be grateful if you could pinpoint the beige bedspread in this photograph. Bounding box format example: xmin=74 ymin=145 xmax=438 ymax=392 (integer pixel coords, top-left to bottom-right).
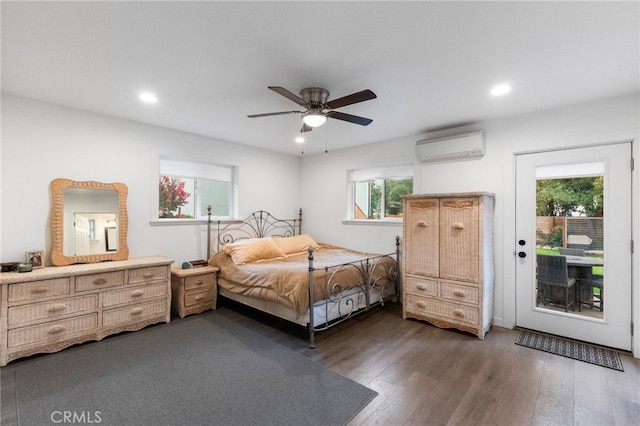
xmin=209 ymin=244 xmax=396 ymax=317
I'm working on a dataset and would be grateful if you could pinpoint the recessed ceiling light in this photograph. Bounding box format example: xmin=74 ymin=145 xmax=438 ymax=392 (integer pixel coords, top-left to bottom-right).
xmin=294 ymin=136 xmax=305 ymax=144
xmin=490 ymin=84 xmax=512 ymax=96
xmin=139 ymin=92 xmax=158 ymax=103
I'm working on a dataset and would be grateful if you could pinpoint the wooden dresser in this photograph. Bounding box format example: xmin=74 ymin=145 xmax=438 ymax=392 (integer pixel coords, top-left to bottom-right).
xmin=0 ymin=256 xmax=173 ymax=366
xmin=171 ymin=266 xmax=218 ymax=318
xmin=402 ymin=193 xmax=494 ymax=339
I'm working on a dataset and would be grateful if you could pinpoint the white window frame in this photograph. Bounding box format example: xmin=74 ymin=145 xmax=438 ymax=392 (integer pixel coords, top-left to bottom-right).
xmin=346 ymin=164 xmax=414 ymax=224
xmin=153 ymin=156 xmax=238 ymax=225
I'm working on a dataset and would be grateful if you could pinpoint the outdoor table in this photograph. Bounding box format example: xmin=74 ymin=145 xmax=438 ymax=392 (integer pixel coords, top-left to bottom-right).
xmin=564 ymin=255 xmax=604 ymax=311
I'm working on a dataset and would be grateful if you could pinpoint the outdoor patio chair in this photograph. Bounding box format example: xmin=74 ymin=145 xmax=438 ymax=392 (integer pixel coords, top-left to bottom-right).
xmin=578 ymin=273 xmax=604 ymax=312
xmin=536 ymin=254 xmax=577 ymax=312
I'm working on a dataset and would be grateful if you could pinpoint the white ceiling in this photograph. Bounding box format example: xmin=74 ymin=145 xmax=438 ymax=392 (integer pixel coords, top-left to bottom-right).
xmin=2 ymin=1 xmax=638 ymax=156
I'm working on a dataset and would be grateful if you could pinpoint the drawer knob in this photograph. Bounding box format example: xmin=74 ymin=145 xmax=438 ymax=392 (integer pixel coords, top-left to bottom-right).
xmin=416 ymin=284 xmax=426 ymax=291
xmin=48 ymin=325 xmax=66 ymax=334
xmin=131 ymin=290 xmax=144 ymax=298
xmin=31 ymin=286 xmax=49 ymax=294
xmin=130 ymin=307 xmax=144 ymax=316
xmin=47 ymin=303 xmax=66 ymax=313
xmin=416 ymin=301 xmax=426 ymax=308
xmin=416 ymin=221 xmax=428 ymax=228
xmin=93 ymin=278 xmax=108 ymax=285
xmin=452 ymin=222 xmax=465 ymax=230
xmin=195 ymin=295 xmax=204 ymax=301
xmin=195 ymin=280 xmax=204 ymax=286
xmin=453 ymin=289 xmax=465 ymax=298
xmin=142 ymin=272 xmax=155 ymax=279
xmin=452 ymin=309 xmax=465 ymax=318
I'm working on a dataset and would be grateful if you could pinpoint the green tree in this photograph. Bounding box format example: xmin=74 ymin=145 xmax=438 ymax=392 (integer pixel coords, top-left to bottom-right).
xmin=385 ymin=178 xmax=413 ymax=215
xmin=370 ymin=180 xmax=381 ymax=218
xmin=536 ymin=176 xmax=603 ymax=217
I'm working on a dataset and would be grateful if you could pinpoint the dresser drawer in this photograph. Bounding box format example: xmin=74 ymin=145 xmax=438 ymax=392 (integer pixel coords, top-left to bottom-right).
xmin=404 ymin=276 xmax=437 ymax=297
xmin=102 ymin=282 xmax=168 ymax=308
xmin=8 ymin=278 xmax=70 ymax=303
xmin=102 ymin=299 xmax=168 ymax=327
xmin=8 ymin=294 xmax=98 ymax=327
xmin=129 ymin=265 xmax=168 ymax=284
xmin=440 ymin=281 xmax=479 ymax=305
xmin=7 ymin=313 xmax=98 ymax=348
xmin=184 ymin=288 xmax=216 ymax=307
xmin=184 ymin=273 xmax=215 ymax=291
xmin=405 ymin=294 xmax=479 ymax=326
xmin=75 ymin=271 xmax=124 ymax=292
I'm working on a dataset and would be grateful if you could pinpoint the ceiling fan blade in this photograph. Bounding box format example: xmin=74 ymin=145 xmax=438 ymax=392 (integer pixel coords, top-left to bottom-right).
xmin=327 ymin=111 xmax=373 ymax=126
xmin=268 ymin=86 xmax=308 ymax=107
xmin=326 ymin=89 xmax=377 ymax=109
xmin=247 ymin=110 xmax=301 ymax=118
xmin=300 ymin=122 xmax=313 ymax=133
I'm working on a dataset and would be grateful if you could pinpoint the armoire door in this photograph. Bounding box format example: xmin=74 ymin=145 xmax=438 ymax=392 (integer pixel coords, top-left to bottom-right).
xmin=439 ymin=197 xmax=480 ymax=283
xmin=404 ymin=198 xmax=440 ymax=277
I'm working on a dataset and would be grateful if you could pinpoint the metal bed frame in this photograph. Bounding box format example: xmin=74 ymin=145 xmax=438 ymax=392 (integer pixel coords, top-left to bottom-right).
xmin=209 ymin=209 xmax=399 ymax=347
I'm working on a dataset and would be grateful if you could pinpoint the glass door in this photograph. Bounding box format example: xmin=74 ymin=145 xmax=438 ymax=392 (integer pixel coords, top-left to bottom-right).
xmin=515 ymin=143 xmax=632 ymax=350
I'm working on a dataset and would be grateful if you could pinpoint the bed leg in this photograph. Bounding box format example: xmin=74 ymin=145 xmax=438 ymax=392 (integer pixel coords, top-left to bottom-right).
xmin=309 ymin=330 xmax=315 ymax=348
xmin=308 ymin=246 xmax=315 ymax=349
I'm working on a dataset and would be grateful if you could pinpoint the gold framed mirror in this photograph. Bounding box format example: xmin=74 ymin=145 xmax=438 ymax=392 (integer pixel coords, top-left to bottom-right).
xmin=50 ymin=178 xmax=129 ymax=266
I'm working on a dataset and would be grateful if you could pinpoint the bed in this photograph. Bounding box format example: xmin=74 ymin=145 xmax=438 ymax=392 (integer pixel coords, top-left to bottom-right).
xmin=207 ymin=210 xmax=399 ymax=347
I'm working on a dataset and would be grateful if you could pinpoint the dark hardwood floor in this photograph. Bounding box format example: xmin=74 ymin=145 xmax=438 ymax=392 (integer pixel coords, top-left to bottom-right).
xmin=216 ymin=298 xmax=640 ymax=426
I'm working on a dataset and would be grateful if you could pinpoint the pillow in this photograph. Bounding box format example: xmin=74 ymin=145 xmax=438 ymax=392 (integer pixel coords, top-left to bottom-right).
xmin=272 ymin=234 xmax=319 ymax=255
xmin=222 ymin=237 xmax=286 ymax=265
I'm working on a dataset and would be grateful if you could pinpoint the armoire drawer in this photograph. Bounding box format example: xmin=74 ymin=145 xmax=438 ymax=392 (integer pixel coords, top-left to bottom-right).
xmin=439 ymin=281 xmax=479 ymax=305
xmin=404 ymin=276 xmax=438 ymax=297
xmin=405 ymin=294 xmax=480 ymax=326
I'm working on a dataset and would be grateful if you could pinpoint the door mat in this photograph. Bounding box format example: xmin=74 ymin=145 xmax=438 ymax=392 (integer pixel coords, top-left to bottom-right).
xmin=515 ymin=329 xmax=624 ymax=371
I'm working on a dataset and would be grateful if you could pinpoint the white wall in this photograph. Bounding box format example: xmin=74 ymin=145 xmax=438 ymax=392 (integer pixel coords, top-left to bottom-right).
xmin=0 ymin=94 xmax=301 ymax=266
xmin=301 ymin=93 xmax=640 ymax=353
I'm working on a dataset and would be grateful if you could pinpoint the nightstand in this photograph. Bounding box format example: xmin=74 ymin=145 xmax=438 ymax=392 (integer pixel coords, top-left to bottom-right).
xmin=171 ymin=266 xmax=218 ymax=318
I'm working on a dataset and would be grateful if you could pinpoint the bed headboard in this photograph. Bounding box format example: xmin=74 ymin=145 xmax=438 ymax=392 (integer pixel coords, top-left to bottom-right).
xmin=209 ymin=209 xmax=302 ymax=256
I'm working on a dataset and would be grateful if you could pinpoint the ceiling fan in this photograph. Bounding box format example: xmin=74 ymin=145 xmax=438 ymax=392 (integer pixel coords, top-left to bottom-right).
xmin=248 ymin=86 xmax=377 ymax=132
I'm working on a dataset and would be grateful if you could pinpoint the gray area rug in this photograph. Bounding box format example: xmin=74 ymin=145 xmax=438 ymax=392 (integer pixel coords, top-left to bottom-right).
xmin=515 ymin=329 xmax=624 ymax=371
xmin=1 ymin=312 xmax=377 ymax=425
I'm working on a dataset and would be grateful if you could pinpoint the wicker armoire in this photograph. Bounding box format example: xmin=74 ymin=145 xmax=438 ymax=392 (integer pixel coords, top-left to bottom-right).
xmin=401 ymin=192 xmax=495 ymax=339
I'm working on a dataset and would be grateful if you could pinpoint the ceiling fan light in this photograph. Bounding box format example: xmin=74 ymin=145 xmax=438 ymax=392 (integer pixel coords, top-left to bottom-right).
xmin=302 ymin=112 xmax=327 ymax=127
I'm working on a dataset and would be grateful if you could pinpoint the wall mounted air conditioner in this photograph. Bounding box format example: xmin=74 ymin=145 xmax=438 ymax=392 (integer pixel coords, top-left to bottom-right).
xmin=416 ymin=130 xmax=485 ymax=163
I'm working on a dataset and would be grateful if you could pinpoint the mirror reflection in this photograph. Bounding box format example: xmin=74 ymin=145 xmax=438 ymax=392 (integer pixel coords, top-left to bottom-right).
xmin=65 ymin=210 xmax=117 ymax=255
xmin=63 ymin=187 xmax=118 ymax=255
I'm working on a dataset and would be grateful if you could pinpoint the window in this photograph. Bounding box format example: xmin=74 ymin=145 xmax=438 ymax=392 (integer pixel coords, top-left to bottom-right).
xmin=349 ymin=165 xmax=413 ymax=221
xmin=158 ymin=157 xmax=235 ymax=220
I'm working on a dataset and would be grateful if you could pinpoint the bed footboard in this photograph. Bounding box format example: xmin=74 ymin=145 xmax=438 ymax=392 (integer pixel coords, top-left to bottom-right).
xmin=307 ymin=236 xmax=400 ymax=348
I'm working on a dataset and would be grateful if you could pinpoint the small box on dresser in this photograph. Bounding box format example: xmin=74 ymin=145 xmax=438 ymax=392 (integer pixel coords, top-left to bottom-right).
xmin=0 ymin=256 xmax=173 ymax=366
xmin=171 ymin=266 xmax=218 ymax=318
xmin=401 ymin=192 xmax=495 ymax=339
